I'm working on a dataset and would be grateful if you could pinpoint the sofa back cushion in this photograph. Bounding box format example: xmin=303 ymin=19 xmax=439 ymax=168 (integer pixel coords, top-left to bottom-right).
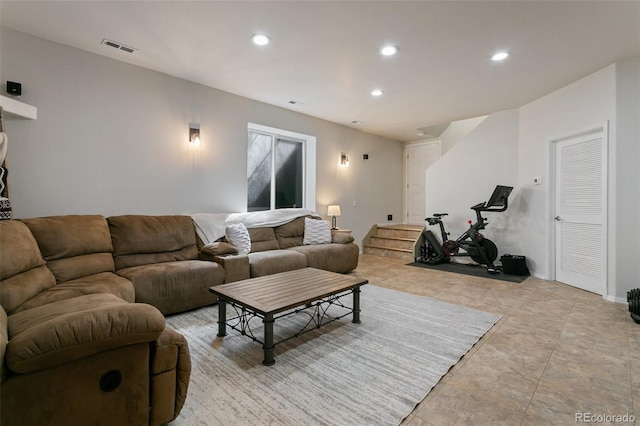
xmin=248 ymin=227 xmax=280 ymax=253
xmin=275 ymin=215 xmax=316 ymax=248
xmin=0 ymin=221 xmax=56 ymax=314
xmin=108 ymin=215 xmax=199 ymax=270
xmin=22 ymin=215 xmax=115 ymax=283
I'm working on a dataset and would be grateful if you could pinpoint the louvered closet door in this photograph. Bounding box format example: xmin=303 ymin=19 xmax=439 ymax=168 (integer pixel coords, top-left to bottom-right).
xmin=554 ymin=127 xmax=607 ymax=295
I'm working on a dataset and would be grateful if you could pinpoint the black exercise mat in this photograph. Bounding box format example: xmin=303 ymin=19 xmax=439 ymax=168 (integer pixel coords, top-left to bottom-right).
xmin=407 ymin=261 xmax=529 ymax=283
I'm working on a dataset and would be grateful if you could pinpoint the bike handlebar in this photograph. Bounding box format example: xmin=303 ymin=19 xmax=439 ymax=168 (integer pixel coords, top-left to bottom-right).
xmin=427 ymin=185 xmax=512 ymax=227
xmin=471 ymin=199 xmax=509 ymax=213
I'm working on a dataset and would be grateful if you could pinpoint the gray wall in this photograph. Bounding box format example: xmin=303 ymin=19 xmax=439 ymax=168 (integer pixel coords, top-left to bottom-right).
xmin=0 ymin=28 xmax=404 ymax=246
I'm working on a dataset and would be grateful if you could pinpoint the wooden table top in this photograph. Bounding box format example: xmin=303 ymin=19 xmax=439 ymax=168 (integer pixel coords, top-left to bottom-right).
xmin=209 ymin=267 xmax=368 ymax=316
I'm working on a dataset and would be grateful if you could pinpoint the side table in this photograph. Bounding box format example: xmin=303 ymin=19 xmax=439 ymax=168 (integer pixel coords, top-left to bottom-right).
xmin=331 ymin=229 xmax=351 ymax=234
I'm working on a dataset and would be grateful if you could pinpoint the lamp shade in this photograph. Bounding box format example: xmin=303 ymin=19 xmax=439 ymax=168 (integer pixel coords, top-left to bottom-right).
xmin=327 ymin=205 xmax=341 ymax=217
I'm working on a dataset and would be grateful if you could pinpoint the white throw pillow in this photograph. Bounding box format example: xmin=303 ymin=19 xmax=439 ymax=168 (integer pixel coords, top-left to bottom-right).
xmin=303 ymin=218 xmax=332 ymax=245
xmin=225 ymin=223 xmax=251 ymax=255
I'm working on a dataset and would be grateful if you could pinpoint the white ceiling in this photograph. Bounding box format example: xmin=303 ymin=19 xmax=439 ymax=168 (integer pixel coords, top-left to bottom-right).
xmin=1 ymin=1 xmax=639 ymax=142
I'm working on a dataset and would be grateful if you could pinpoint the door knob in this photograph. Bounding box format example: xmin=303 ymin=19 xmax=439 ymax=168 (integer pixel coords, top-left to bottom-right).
xmin=554 ymin=216 xmax=562 ymax=221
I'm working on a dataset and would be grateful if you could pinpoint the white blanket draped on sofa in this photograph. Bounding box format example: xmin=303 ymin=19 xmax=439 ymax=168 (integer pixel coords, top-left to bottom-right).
xmin=191 ymin=208 xmax=318 ymax=244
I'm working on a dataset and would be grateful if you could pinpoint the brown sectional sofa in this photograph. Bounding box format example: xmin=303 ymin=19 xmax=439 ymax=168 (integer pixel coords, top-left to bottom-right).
xmin=0 ymin=212 xmax=359 ymax=425
xmin=215 ymin=216 xmax=360 ymax=279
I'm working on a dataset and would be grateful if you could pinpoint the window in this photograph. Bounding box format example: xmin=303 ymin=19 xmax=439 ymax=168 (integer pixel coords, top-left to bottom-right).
xmin=247 ymin=123 xmax=316 ymax=212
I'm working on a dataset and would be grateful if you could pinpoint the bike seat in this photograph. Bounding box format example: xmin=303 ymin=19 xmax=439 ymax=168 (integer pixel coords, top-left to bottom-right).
xmin=433 ymin=213 xmax=448 ymax=218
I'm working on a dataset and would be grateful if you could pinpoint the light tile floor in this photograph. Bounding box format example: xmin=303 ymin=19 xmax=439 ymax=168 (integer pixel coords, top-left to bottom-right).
xmin=352 ymin=254 xmax=639 ymax=426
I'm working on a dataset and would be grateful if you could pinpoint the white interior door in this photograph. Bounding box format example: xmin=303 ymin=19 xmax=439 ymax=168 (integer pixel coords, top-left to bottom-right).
xmin=407 ymin=141 xmax=441 ymax=224
xmin=554 ymin=126 xmax=607 ymax=295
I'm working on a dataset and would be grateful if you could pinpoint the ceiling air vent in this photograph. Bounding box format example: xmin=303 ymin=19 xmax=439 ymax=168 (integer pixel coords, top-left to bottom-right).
xmin=101 ymin=38 xmax=136 ymax=54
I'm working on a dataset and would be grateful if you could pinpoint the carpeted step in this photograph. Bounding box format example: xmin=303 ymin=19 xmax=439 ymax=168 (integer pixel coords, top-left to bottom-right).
xmin=376 ymin=225 xmax=422 ymax=239
xmin=370 ymin=235 xmax=415 ymax=251
xmin=363 ymin=244 xmax=415 ymax=262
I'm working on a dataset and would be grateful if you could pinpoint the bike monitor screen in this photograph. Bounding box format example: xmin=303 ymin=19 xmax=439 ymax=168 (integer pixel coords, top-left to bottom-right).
xmin=486 ymin=185 xmax=513 ymax=208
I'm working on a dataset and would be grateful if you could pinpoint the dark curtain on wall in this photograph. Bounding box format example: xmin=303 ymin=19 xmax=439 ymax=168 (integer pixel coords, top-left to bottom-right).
xmin=0 ymin=107 xmax=12 ymax=220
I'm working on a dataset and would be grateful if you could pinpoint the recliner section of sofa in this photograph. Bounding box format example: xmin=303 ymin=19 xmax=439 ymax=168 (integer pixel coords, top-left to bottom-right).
xmin=19 ymin=215 xmax=135 ymax=312
xmin=0 ymin=218 xmax=190 ymax=425
xmin=108 ymin=215 xmax=224 ymax=315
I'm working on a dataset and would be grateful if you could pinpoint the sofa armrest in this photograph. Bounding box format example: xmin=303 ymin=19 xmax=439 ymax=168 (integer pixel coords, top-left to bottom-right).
xmin=331 ymin=232 xmax=355 ymax=244
xmin=150 ymin=328 xmax=191 ymax=424
xmin=6 ymin=294 xmax=165 ymax=374
xmin=201 ymin=254 xmax=250 ymax=283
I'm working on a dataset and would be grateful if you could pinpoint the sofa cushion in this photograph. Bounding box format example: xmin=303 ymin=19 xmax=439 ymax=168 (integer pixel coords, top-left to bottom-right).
xmin=48 ymin=253 xmax=116 ymax=284
xmin=0 ymin=221 xmax=46 ymax=280
xmin=274 ymin=215 xmax=314 ymax=248
xmin=247 ymin=250 xmax=307 ymax=277
xmin=6 ymin=293 xmax=165 ymax=374
xmin=0 ymin=221 xmax=56 ymax=314
xmin=117 ymin=260 xmax=224 ymax=315
xmin=108 ymin=215 xmax=199 ymax=270
xmin=22 ymin=215 xmax=115 ymax=283
xmin=289 ymin=243 xmax=359 ymax=274
xmin=248 ymin=227 xmax=280 ymax=253
xmin=11 ymin=272 xmax=135 ymax=314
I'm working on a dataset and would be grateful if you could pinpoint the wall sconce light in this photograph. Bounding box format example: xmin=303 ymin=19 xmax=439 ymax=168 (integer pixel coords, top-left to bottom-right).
xmin=189 ymin=123 xmax=201 ymax=146
xmin=327 ymin=205 xmax=342 ymax=229
xmin=340 ymin=152 xmax=350 ymax=167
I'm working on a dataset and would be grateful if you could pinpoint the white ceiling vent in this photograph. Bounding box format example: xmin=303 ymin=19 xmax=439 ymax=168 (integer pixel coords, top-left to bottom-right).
xmin=101 ymin=38 xmax=136 ymax=54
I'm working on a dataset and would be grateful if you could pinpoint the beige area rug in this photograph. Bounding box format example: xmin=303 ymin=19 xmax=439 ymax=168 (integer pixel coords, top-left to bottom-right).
xmin=167 ymin=284 xmax=500 ymax=426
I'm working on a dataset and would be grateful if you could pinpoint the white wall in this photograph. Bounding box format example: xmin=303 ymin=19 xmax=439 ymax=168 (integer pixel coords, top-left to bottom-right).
xmin=424 ymin=109 xmax=520 ymax=258
xmin=439 ymin=115 xmax=488 ymax=155
xmin=0 ymin=28 xmax=404 ymax=246
xmin=613 ymin=58 xmax=640 ymax=300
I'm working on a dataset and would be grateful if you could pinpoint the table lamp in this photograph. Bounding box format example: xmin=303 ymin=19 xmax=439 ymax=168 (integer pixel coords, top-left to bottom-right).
xmin=327 ymin=205 xmax=341 ymax=229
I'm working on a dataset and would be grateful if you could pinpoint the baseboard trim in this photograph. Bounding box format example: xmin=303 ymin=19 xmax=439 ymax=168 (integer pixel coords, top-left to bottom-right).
xmin=604 ymin=294 xmax=627 ymax=305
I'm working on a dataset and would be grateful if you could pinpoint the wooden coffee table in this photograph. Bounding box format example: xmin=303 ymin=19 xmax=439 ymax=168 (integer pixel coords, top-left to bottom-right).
xmin=209 ymin=267 xmax=368 ymax=366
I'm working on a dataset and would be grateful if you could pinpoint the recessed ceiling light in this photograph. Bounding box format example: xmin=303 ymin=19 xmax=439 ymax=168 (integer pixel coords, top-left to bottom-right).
xmin=380 ymin=45 xmax=399 ymax=56
xmin=251 ymin=34 xmax=271 ymax=46
xmin=371 ymin=89 xmax=384 ymax=97
xmin=491 ymin=51 xmax=510 ymax=62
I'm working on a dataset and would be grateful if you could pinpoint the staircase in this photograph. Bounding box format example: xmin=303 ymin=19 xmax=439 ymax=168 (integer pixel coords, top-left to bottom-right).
xmin=363 ymin=224 xmax=424 ymax=262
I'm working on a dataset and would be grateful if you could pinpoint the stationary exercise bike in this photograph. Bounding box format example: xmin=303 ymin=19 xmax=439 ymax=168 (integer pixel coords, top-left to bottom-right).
xmin=419 ymin=185 xmax=513 ymax=274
